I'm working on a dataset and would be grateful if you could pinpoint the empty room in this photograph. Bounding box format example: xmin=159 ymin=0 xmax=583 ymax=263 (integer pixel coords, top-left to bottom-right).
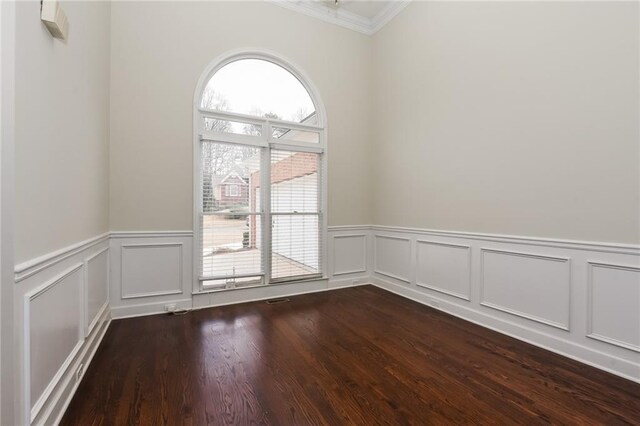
xmin=1 ymin=0 xmax=639 ymax=424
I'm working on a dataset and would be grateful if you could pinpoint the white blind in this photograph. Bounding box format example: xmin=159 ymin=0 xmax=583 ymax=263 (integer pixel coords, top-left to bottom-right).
xmin=270 ymin=150 xmax=322 ymax=281
xmin=200 ymin=141 xmax=264 ymax=288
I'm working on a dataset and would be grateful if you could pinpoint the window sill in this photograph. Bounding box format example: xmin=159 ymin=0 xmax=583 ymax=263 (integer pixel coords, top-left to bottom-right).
xmin=192 ymin=276 xmax=328 ymax=296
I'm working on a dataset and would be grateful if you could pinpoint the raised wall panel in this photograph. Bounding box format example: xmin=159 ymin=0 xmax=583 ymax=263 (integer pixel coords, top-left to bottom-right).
xmin=374 ymin=235 xmax=410 ymax=282
xmin=26 ymin=264 xmax=83 ymax=419
xmin=416 ymin=241 xmax=471 ymax=300
xmin=481 ymin=249 xmax=571 ymax=330
xmin=121 ymin=244 xmax=183 ymax=299
xmin=333 ymin=234 xmax=367 ymax=276
xmin=85 ymin=248 xmax=109 ymax=335
xmin=588 ymin=262 xmax=640 ymax=352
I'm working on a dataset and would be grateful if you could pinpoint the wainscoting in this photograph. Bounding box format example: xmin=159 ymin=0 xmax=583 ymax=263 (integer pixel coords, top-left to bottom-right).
xmin=107 ymin=225 xmax=640 ymax=382
xmin=109 ymin=232 xmax=193 ymax=318
xmin=14 ymin=234 xmax=111 ymax=426
xmin=109 ymin=227 xmax=371 ymax=318
xmin=369 ymin=225 xmax=640 ymax=383
xmin=14 ymin=225 xmax=640 ymax=424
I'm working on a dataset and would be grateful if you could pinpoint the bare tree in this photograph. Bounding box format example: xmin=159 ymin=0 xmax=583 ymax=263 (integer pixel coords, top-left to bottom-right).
xmin=293 ymin=107 xmax=312 ymax=123
xmin=201 ymin=87 xmax=232 ymax=133
xmin=243 ymin=110 xmax=282 ymax=137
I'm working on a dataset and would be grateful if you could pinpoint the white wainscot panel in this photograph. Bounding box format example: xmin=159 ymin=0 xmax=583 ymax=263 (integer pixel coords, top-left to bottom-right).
xmin=416 ymin=241 xmax=471 ymax=301
xmin=588 ymin=262 xmax=640 ymax=352
xmin=121 ymin=244 xmax=183 ymax=299
xmin=333 ymin=234 xmax=367 ymax=276
xmin=481 ymin=249 xmax=571 ymax=330
xmin=26 ymin=264 xmax=83 ymax=420
xmin=85 ymin=248 xmax=109 ymax=335
xmin=374 ymin=235 xmax=410 ymax=282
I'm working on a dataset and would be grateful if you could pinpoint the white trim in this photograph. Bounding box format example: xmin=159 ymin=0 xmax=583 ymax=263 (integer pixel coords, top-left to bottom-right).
xmin=372 ymin=225 xmax=640 ymax=255
xmin=86 ymin=300 xmax=109 ymax=338
xmin=15 ymin=232 xmax=110 ymax=283
xmin=369 ymin=0 xmax=412 ymax=34
xmin=415 ymin=240 xmax=472 ymax=301
xmin=373 ymin=234 xmax=411 ymax=283
xmin=49 ymin=310 xmax=111 ymax=426
xmin=192 ymin=278 xmax=360 ymax=311
xmin=327 ymin=225 xmax=371 ymax=232
xmin=24 ymin=263 xmax=84 ymax=423
xmin=84 ymin=247 xmax=110 ymax=337
xmin=264 ymin=0 xmax=410 ymax=36
xmin=332 ymin=234 xmax=368 ymax=276
xmin=270 ymin=142 xmax=323 ymax=153
xmin=199 ymin=108 xmax=323 ymax=132
xmin=120 ymin=243 xmax=184 ymax=299
xmin=110 ymin=298 xmax=193 ymax=320
xmin=479 ymin=248 xmax=572 ymax=331
xmin=110 ymin=231 xmax=193 ymax=239
xmin=586 ymin=261 xmax=640 ymax=353
xmin=200 ymin=130 xmax=269 ymax=147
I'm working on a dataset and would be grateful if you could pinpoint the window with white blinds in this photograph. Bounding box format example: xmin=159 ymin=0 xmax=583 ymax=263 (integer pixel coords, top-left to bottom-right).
xmin=195 ymin=56 xmax=326 ymax=291
xmin=271 ymin=150 xmax=321 ymax=282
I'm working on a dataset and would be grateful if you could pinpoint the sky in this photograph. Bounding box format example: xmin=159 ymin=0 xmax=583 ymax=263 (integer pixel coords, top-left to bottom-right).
xmin=203 ymin=59 xmax=316 ymax=123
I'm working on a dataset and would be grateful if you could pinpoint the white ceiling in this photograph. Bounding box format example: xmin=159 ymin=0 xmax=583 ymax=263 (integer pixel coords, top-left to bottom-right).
xmin=321 ymin=1 xmax=394 ymax=20
xmin=267 ymin=0 xmax=411 ymax=35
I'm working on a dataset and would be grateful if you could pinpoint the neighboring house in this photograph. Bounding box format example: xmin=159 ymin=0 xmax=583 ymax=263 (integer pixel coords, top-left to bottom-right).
xmin=215 ymin=171 xmax=249 ymax=206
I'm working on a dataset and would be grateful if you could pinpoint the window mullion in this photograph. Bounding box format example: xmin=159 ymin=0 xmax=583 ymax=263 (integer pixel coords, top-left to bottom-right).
xmin=262 ymin=123 xmax=272 ymax=284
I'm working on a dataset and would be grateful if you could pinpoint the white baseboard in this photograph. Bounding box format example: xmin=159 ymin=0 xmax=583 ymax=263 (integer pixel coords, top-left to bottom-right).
xmin=47 ymin=311 xmax=111 ymax=426
xmin=111 ymin=278 xmax=368 ymax=319
xmin=110 ymin=298 xmax=193 ymax=320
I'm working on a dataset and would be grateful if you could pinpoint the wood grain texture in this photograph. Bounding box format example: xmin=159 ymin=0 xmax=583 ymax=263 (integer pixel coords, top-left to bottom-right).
xmin=61 ymin=285 xmax=640 ymax=425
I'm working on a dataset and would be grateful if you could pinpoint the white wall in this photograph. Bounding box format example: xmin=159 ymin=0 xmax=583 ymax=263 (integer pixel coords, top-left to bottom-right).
xmin=372 ymin=1 xmax=640 ymax=244
xmin=15 ymin=0 xmax=111 ymax=263
xmin=12 ymin=2 xmax=112 ymax=424
xmin=109 ymin=1 xmax=373 ymax=231
xmin=0 ymin=1 xmax=17 ymax=424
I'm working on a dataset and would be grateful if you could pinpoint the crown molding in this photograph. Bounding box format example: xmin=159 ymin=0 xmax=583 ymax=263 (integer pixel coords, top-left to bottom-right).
xmin=265 ymin=0 xmax=410 ymax=36
xmin=369 ymin=0 xmax=411 ymax=34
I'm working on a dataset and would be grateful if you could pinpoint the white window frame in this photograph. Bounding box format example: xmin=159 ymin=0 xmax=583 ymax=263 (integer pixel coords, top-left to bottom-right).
xmin=226 ymin=184 xmax=239 ymax=197
xmin=192 ymin=49 xmax=328 ymax=294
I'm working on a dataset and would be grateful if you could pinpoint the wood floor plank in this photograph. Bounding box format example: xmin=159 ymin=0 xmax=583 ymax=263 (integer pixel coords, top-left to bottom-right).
xmin=61 ymin=286 xmax=640 ymax=425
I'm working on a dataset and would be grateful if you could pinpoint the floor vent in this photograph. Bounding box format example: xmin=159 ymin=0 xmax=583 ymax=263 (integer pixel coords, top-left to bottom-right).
xmin=266 ymin=298 xmax=291 ymax=305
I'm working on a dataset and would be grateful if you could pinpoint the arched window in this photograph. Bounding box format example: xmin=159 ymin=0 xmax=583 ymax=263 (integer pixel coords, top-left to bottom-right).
xmin=194 ymin=52 xmax=327 ymax=291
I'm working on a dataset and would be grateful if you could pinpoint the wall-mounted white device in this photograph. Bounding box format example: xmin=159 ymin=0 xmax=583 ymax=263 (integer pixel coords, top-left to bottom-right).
xmin=41 ymin=0 xmax=69 ymax=40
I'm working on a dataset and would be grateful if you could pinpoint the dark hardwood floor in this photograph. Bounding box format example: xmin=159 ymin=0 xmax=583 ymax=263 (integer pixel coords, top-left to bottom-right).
xmin=61 ymin=285 xmax=640 ymax=425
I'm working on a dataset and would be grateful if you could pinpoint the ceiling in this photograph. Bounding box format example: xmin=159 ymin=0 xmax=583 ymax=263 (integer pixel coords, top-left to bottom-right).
xmin=267 ymin=0 xmax=411 ymax=35
xmin=322 ymin=1 xmax=394 ymax=20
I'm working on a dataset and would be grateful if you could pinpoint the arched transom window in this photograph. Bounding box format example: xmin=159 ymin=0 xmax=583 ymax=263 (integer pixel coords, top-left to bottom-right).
xmin=195 ymin=54 xmax=326 ymax=291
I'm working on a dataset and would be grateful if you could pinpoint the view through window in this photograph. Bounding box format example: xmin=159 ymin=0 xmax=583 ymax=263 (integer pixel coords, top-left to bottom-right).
xmin=197 ymin=57 xmax=325 ymax=290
